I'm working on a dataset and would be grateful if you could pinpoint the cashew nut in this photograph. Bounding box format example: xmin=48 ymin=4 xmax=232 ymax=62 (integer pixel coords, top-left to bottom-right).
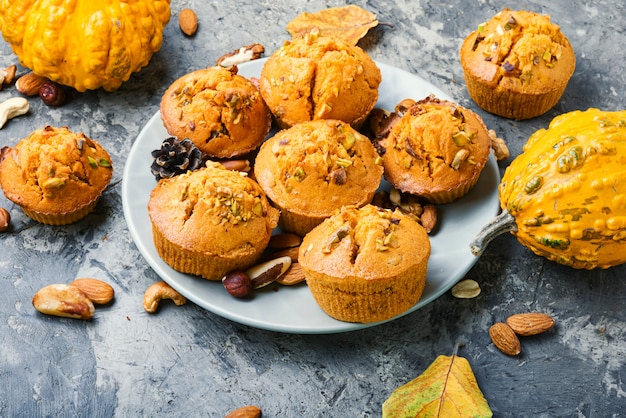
xmin=0 ymin=97 xmax=29 ymax=129
xmin=143 ymin=281 xmax=187 ymax=313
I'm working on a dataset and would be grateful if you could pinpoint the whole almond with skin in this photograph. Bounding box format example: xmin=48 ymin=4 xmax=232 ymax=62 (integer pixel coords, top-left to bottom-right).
xmin=179 ymin=9 xmax=198 ymax=36
xmin=506 ymin=312 xmax=555 ymax=336
xmin=277 ymin=262 xmax=306 ymax=285
xmin=32 ymin=284 xmax=95 ymax=319
xmin=489 ymin=322 xmax=521 ymax=356
xmin=70 ymin=278 xmax=115 ymax=304
xmin=15 ymin=72 xmax=48 ymax=96
xmin=268 ymin=232 xmax=302 ymax=249
xmin=224 ymin=405 xmax=262 ymax=418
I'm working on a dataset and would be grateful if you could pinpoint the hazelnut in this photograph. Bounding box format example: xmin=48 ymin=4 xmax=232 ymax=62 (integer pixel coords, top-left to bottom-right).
xmin=222 ymin=271 xmax=252 ymax=298
xmin=39 ymin=81 xmax=67 ymax=107
xmin=0 ymin=207 xmax=10 ymax=232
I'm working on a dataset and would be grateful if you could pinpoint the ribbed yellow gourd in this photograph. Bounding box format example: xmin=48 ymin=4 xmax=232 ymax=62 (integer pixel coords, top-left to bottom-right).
xmin=0 ymin=0 xmax=171 ymax=92
xmin=472 ymin=108 xmax=626 ymax=269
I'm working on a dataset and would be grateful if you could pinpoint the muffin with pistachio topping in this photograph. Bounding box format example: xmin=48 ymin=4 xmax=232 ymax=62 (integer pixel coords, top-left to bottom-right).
xmin=148 ymin=162 xmax=279 ymax=280
xmin=253 ymin=119 xmax=384 ymax=236
xmin=299 ymin=204 xmax=431 ymax=323
xmin=160 ymin=66 xmax=271 ymax=159
xmin=378 ymin=96 xmax=492 ymax=204
xmin=460 ymin=8 xmax=575 ymax=120
xmin=0 ymin=126 xmax=113 ymax=225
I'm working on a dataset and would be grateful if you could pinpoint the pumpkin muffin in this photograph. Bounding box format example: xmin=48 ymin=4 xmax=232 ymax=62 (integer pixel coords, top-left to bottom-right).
xmin=0 ymin=126 xmax=113 ymax=225
xmin=379 ymin=96 xmax=492 ymax=204
xmin=460 ymin=8 xmax=576 ymax=120
xmin=259 ymin=31 xmax=381 ymax=129
xmin=299 ymin=204 xmax=431 ymax=323
xmin=253 ymin=119 xmax=384 ymax=236
xmin=148 ymin=162 xmax=279 ymax=280
xmin=160 ymin=66 xmax=271 ymax=159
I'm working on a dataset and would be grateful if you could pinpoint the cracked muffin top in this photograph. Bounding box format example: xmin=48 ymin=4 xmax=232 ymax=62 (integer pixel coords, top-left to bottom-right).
xmin=460 ymin=8 xmax=575 ymax=119
xmin=253 ymin=119 xmax=383 ymax=235
xmin=160 ymin=66 xmax=271 ymax=159
xmin=148 ymin=162 xmax=278 ymax=257
xmin=378 ymin=96 xmax=491 ymax=204
xmin=299 ymin=204 xmax=431 ymax=323
xmin=0 ymin=126 xmax=113 ymax=224
xmin=259 ymin=31 xmax=381 ymax=129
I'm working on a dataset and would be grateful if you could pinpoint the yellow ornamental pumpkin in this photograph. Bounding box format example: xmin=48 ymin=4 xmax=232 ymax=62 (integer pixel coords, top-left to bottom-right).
xmin=0 ymin=0 xmax=171 ymax=92
xmin=471 ymin=108 xmax=626 ymax=269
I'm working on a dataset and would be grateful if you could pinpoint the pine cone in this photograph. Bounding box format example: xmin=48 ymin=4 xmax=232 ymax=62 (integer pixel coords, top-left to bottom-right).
xmin=151 ymin=137 xmax=208 ymax=180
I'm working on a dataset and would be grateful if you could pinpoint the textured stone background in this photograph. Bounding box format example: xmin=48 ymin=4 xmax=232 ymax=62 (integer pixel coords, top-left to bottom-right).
xmin=0 ymin=1 xmax=625 ymax=416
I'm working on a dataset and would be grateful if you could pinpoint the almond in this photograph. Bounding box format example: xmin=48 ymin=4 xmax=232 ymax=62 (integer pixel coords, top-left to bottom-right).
xmin=277 ymin=262 xmax=306 ymax=285
xmin=32 ymin=284 xmax=95 ymax=319
xmin=15 ymin=72 xmax=49 ymax=96
xmin=268 ymin=232 xmax=302 ymax=249
xmin=178 ymin=9 xmax=198 ymax=36
xmin=489 ymin=322 xmax=521 ymax=356
xmin=224 ymin=405 xmax=262 ymax=418
xmin=506 ymin=312 xmax=555 ymax=336
xmin=70 ymin=278 xmax=115 ymax=304
xmin=268 ymin=246 xmax=300 ymax=263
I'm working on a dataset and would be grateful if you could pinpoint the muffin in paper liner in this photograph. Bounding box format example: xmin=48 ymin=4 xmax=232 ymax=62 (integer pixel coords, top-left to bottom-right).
xmin=0 ymin=126 xmax=113 ymax=225
xmin=460 ymin=8 xmax=575 ymax=120
xmin=299 ymin=204 xmax=430 ymax=323
xmin=148 ymin=163 xmax=279 ymax=280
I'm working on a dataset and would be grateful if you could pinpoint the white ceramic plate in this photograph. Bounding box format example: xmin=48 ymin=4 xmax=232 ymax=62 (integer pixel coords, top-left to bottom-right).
xmin=122 ymin=59 xmax=500 ymax=334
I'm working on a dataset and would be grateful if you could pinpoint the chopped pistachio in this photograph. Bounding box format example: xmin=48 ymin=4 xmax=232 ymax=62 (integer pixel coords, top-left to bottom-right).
xmin=42 ymin=177 xmax=65 ymax=189
xmin=98 ymin=158 xmax=111 ymax=167
xmin=342 ymin=132 xmax=356 ymax=150
xmin=293 ymin=167 xmax=306 ymax=182
xmin=336 ymin=158 xmax=352 ymax=168
xmin=452 ymin=131 xmax=471 ymax=146
xmin=88 ymin=156 xmax=98 ymax=168
xmin=477 ymin=22 xmax=486 ymax=33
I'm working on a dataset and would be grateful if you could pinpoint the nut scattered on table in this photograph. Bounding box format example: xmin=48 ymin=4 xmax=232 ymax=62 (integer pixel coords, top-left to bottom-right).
xmin=32 ymin=284 xmax=95 ymax=320
xmin=0 ymin=96 xmax=30 ymax=129
xmin=39 ymin=81 xmax=67 ymax=107
xmin=489 ymin=322 xmax=521 ymax=356
xmin=505 ymin=312 xmax=555 ymax=336
xmin=451 ymin=279 xmax=481 ymax=299
xmin=178 ymin=9 xmax=198 ymax=36
xmin=224 ymin=405 xmax=262 ymax=418
xmin=0 ymin=64 xmax=16 ymax=89
xmin=16 ymin=72 xmax=49 ymax=96
xmin=0 ymin=207 xmax=10 ymax=232
xmin=70 ymin=278 xmax=115 ymax=304
xmin=143 ymin=281 xmax=187 ymax=313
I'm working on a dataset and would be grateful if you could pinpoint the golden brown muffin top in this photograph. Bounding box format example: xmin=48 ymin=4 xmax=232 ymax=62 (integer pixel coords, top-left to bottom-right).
xmin=148 ymin=162 xmax=279 ymax=255
xmin=460 ymin=8 xmax=575 ymax=93
xmin=254 ymin=119 xmax=384 ymax=216
xmin=380 ymin=96 xmax=491 ymax=199
xmin=299 ymin=204 xmax=430 ymax=279
xmin=160 ymin=66 xmax=271 ymax=158
xmin=0 ymin=126 xmax=113 ymax=213
xmin=259 ymin=32 xmax=381 ymax=128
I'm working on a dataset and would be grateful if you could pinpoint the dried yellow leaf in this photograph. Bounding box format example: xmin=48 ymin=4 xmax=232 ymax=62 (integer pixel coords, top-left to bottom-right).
xmin=286 ymin=5 xmax=378 ymax=45
xmin=382 ymin=354 xmax=492 ymax=417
